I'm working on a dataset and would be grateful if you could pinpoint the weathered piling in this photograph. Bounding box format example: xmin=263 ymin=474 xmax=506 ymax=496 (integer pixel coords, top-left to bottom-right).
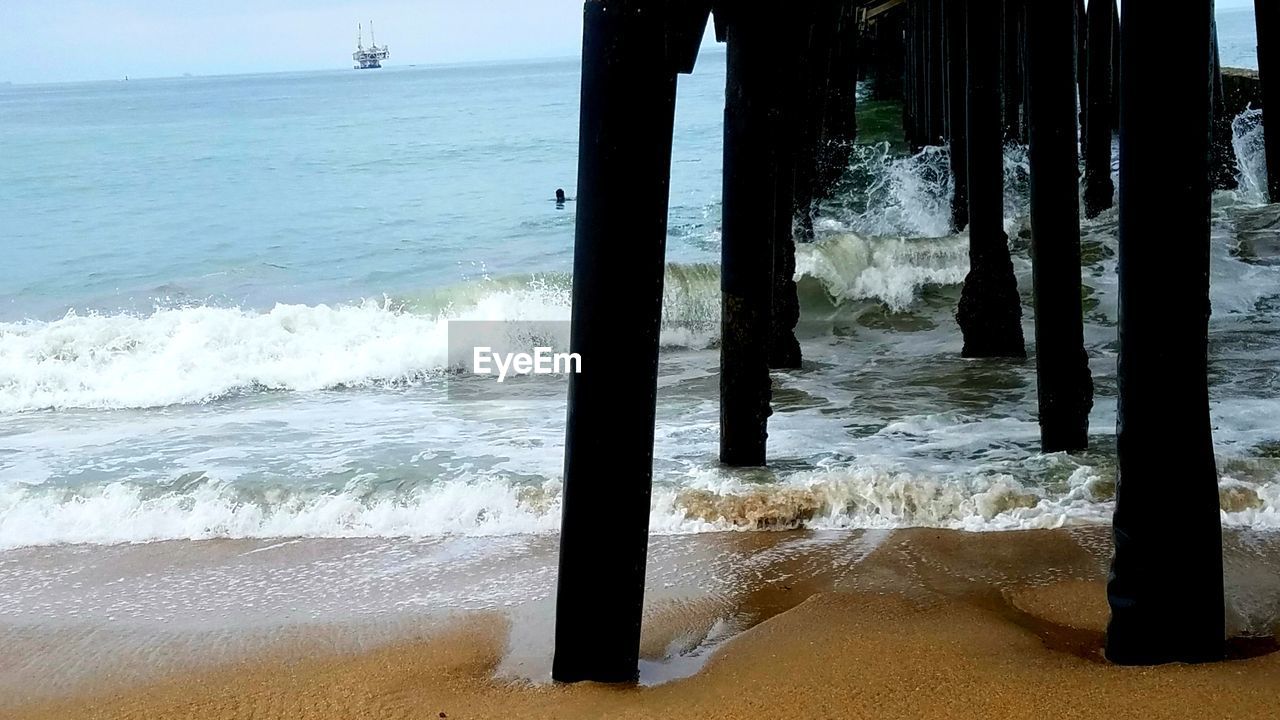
xmin=1210 ymin=13 xmax=1239 ymax=191
xmin=956 ymin=0 xmax=1026 ymax=359
xmin=1110 ymin=7 xmax=1121 ymax=130
xmin=554 ymin=0 xmax=710 ymax=683
xmin=1074 ymin=0 xmax=1088 ymax=150
xmin=903 ymin=0 xmax=946 ymax=151
xmin=1082 ymin=0 xmax=1116 ymax=218
xmin=1256 ymin=0 xmax=1280 ymax=202
xmin=870 ymin=10 xmax=906 ymax=101
xmin=769 ymin=13 xmax=807 ymax=371
xmin=946 ymin=0 xmax=970 ymax=232
xmin=1107 ymin=0 xmax=1224 ymax=666
xmin=770 ymin=143 xmax=802 ymax=371
xmin=794 ymin=1 xmax=859 ymax=234
xmin=1026 ymin=0 xmax=1093 ymax=453
xmin=925 ymin=0 xmax=948 ymax=145
xmin=721 ymin=3 xmax=789 ymax=467
xmin=1001 ymin=0 xmax=1025 ymax=143
xmin=817 ymin=1 xmax=861 ymax=195
xmin=793 ymin=10 xmax=827 ymax=240
xmin=905 ymin=0 xmax=927 ymax=150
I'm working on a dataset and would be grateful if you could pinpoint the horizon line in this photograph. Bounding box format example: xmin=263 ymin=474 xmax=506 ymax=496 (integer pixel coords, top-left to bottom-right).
xmin=1 ymin=45 xmax=729 ymax=89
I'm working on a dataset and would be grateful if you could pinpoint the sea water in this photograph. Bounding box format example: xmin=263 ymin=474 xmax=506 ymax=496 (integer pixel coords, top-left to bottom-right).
xmin=2 ymin=8 xmax=1279 ymax=550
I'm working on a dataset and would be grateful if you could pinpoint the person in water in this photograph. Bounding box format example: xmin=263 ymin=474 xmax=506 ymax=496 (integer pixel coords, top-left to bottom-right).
xmin=555 ymin=188 xmax=570 ymax=209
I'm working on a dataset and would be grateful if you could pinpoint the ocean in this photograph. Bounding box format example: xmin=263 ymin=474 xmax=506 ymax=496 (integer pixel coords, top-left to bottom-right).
xmin=0 ymin=7 xmax=1276 ymax=553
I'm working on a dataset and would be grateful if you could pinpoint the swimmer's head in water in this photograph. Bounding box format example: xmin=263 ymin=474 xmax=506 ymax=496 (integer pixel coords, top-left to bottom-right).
xmin=555 ymin=188 xmax=566 ymax=202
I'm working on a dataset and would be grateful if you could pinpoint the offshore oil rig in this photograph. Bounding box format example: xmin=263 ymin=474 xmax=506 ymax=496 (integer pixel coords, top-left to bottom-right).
xmin=353 ymin=22 xmax=389 ymax=69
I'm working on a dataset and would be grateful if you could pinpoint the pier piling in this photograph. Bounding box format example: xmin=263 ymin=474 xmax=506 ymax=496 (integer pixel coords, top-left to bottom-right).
xmin=720 ymin=3 xmax=789 ymax=467
xmin=925 ymin=0 xmax=948 ymax=146
xmin=769 ymin=14 xmax=806 ymax=371
xmin=1210 ymin=12 xmax=1239 ymax=191
xmin=1074 ymin=0 xmax=1088 ymax=149
xmin=1106 ymin=0 xmax=1225 ymax=666
xmin=1026 ymin=0 xmax=1093 ymax=453
xmin=554 ymin=0 xmax=710 ymax=683
xmin=1256 ymin=0 xmax=1280 ymax=202
xmin=1001 ymin=0 xmax=1025 ymax=143
xmin=946 ymin=0 xmax=970 ymax=232
xmin=1082 ymin=0 xmax=1117 ymax=218
xmin=818 ymin=2 xmax=861 ymax=193
xmin=956 ymin=0 xmax=1027 ymax=359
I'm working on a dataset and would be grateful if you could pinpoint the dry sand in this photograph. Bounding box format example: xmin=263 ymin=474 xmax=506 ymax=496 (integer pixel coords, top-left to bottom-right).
xmin=8 ymin=527 xmax=1280 ymax=719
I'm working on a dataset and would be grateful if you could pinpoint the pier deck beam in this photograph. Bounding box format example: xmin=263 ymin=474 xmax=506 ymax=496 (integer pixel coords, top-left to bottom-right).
xmin=1256 ymin=0 xmax=1280 ymax=202
xmin=1026 ymin=0 xmax=1093 ymax=453
xmin=1082 ymin=0 xmax=1116 ymax=218
xmin=1106 ymin=0 xmax=1225 ymax=666
xmin=956 ymin=0 xmax=1026 ymax=359
xmin=720 ymin=2 xmax=790 ymax=467
xmin=554 ymin=0 xmax=710 ymax=684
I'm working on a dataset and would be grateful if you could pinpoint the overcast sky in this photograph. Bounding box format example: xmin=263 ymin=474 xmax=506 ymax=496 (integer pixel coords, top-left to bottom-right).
xmin=1 ymin=1 xmax=1260 ymax=85
xmin=2 ymin=1 xmax=591 ymax=84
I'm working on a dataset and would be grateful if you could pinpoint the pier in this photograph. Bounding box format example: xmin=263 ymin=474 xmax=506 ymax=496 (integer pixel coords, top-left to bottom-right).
xmin=556 ymin=0 xmax=1258 ymax=683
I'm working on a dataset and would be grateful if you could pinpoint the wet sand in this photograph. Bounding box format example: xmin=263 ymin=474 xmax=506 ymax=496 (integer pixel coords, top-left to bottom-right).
xmin=6 ymin=527 xmax=1280 ymax=719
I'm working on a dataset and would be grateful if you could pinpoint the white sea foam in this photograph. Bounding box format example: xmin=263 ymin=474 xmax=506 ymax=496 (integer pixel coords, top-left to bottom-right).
xmin=1 ymin=233 xmax=978 ymax=412
xmin=795 ymin=233 xmax=968 ymax=311
xmin=1233 ymin=107 xmax=1268 ymax=204
xmin=6 ymin=457 xmax=1277 ymax=550
xmin=0 ymin=281 xmax=576 ymax=412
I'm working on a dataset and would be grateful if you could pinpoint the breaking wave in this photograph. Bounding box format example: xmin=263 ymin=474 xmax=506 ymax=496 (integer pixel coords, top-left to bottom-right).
xmin=0 ymin=233 xmax=971 ymax=412
xmin=3 ymin=462 xmax=1279 ymax=550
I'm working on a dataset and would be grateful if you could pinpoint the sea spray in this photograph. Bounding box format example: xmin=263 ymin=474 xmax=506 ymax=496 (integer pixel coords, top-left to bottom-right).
xmin=794 ymin=233 xmax=968 ymax=312
xmin=817 ymin=142 xmax=1031 ymax=240
xmin=1233 ymin=107 xmax=1268 ymax=204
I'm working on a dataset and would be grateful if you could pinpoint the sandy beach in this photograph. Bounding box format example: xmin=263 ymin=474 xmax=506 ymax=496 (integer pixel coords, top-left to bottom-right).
xmin=5 ymin=526 xmax=1280 ymax=719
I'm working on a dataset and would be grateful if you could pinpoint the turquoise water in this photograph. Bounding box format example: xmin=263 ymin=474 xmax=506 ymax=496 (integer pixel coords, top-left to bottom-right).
xmin=2 ymin=56 xmax=726 ymax=320
xmin=3 ymin=14 xmax=1280 ymax=548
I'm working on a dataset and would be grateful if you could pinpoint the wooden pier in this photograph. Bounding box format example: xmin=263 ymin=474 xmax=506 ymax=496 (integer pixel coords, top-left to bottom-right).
xmin=556 ymin=0 xmax=1255 ymax=682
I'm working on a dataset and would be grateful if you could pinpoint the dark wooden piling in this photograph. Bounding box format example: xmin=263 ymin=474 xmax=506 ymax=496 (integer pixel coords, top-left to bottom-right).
xmin=769 ymin=12 xmax=808 ymax=371
xmin=1110 ymin=4 xmax=1121 ymax=130
xmin=554 ymin=0 xmax=710 ymax=684
xmin=1082 ymin=0 xmax=1116 ymax=218
xmin=871 ymin=11 xmax=906 ymax=101
xmin=793 ymin=10 xmax=827 ymax=240
xmin=946 ymin=0 xmax=970 ymax=232
xmin=925 ymin=0 xmax=948 ymax=145
xmin=956 ymin=0 xmax=1026 ymax=359
xmin=1106 ymin=0 xmax=1224 ymax=666
xmin=1256 ymin=0 xmax=1280 ymax=202
xmin=1026 ymin=0 xmax=1093 ymax=453
xmin=817 ymin=1 xmax=861 ymax=195
xmin=721 ymin=3 xmax=790 ymax=467
xmin=905 ymin=0 xmax=927 ymax=151
xmin=795 ymin=1 xmax=858 ymax=232
xmin=1210 ymin=12 xmax=1239 ymax=191
xmin=1074 ymin=0 xmax=1088 ymax=152
xmin=1001 ymin=0 xmax=1025 ymax=143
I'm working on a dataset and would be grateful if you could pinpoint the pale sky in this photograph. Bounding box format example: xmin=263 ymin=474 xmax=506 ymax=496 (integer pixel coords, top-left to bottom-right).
xmin=2 ymin=1 xmax=590 ymax=84
xmin=1 ymin=1 xmax=1260 ymax=85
